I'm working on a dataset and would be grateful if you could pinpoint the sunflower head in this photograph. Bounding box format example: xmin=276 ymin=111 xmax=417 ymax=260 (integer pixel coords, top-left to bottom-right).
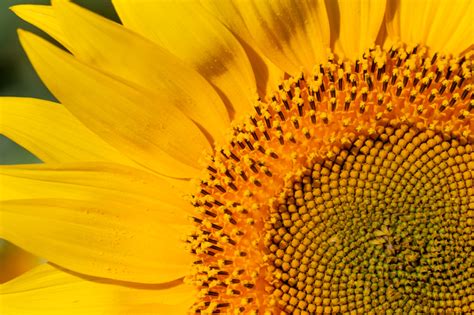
xmin=0 ymin=0 xmax=472 ymax=314
xmin=188 ymin=44 xmax=472 ymax=314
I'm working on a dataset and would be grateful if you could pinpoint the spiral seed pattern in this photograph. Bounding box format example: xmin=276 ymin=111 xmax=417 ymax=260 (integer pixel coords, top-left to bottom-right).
xmin=189 ymin=45 xmax=473 ymax=314
xmin=267 ymin=127 xmax=472 ymax=314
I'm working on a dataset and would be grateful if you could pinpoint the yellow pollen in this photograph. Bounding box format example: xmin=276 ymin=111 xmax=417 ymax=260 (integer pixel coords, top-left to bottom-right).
xmin=188 ymin=45 xmax=473 ymax=314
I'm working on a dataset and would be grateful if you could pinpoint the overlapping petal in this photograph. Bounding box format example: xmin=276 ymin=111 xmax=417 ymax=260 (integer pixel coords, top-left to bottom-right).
xmin=0 ymin=97 xmax=135 ymax=165
xmin=385 ymin=0 xmax=473 ymax=54
xmin=0 ymin=264 xmax=195 ymax=314
xmin=19 ymin=30 xmax=211 ymax=178
xmin=13 ymin=1 xmax=230 ymax=144
xmin=113 ymin=0 xmax=257 ymax=119
xmin=0 ymin=162 xmax=191 ymax=211
xmin=200 ymin=0 xmax=284 ymax=96
xmin=230 ymin=0 xmax=330 ymax=75
xmin=326 ymin=0 xmax=386 ymax=59
xmin=10 ymin=5 xmax=71 ymax=51
xmin=0 ymin=163 xmax=193 ymax=283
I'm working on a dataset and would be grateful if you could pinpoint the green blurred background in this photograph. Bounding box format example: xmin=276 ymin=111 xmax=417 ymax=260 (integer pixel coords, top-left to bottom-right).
xmin=0 ymin=0 xmax=118 ymax=164
xmin=0 ymin=0 xmax=118 ymax=283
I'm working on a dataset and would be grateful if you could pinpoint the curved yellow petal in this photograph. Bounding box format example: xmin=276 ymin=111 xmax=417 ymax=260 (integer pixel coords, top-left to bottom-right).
xmin=0 ymin=198 xmax=192 ymax=284
xmin=0 ymin=163 xmax=193 ymax=283
xmin=200 ymin=0 xmax=284 ymax=96
xmin=199 ymin=0 xmax=257 ymax=51
xmin=0 ymin=162 xmax=191 ymax=215
xmin=232 ymin=0 xmax=330 ymax=75
xmin=0 ymin=264 xmax=195 ymax=314
xmin=326 ymin=0 xmax=386 ymax=60
xmin=242 ymin=42 xmax=285 ymax=97
xmin=113 ymin=0 xmax=256 ymax=120
xmin=385 ymin=0 xmax=473 ymax=55
xmin=10 ymin=5 xmax=71 ymax=51
xmin=48 ymin=0 xmax=230 ymax=142
xmin=19 ymin=30 xmax=210 ymax=178
xmin=0 ymin=97 xmax=136 ymax=165
xmin=163 ymin=177 xmax=195 ymax=197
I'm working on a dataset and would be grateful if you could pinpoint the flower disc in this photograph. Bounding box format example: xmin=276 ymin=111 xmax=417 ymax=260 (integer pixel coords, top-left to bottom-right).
xmin=189 ymin=45 xmax=473 ymax=314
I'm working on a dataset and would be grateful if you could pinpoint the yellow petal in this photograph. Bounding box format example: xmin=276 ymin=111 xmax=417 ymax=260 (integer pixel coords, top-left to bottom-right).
xmin=233 ymin=0 xmax=330 ymax=75
xmin=113 ymin=0 xmax=257 ymax=120
xmin=241 ymin=42 xmax=285 ymax=97
xmin=0 ymin=97 xmax=136 ymax=165
xmin=48 ymin=0 xmax=230 ymax=142
xmin=0 ymin=198 xmax=192 ymax=284
xmin=200 ymin=0 xmax=284 ymax=96
xmin=385 ymin=0 xmax=473 ymax=55
xmin=19 ymin=30 xmax=210 ymax=178
xmin=0 ymin=162 xmax=193 ymax=283
xmin=0 ymin=264 xmax=195 ymax=314
xmin=200 ymin=0 xmax=258 ymax=51
xmin=163 ymin=177 xmax=195 ymax=197
xmin=10 ymin=4 xmax=71 ymax=51
xmin=326 ymin=0 xmax=386 ymax=59
xmin=0 ymin=162 xmax=191 ymax=215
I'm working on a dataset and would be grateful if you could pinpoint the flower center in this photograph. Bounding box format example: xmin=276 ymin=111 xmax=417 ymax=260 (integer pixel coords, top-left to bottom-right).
xmin=267 ymin=127 xmax=471 ymax=314
xmin=188 ymin=45 xmax=472 ymax=314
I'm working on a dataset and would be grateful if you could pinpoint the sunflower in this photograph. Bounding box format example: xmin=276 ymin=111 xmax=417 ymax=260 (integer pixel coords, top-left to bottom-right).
xmin=0 ymin=0 xmax=473 ymax=313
